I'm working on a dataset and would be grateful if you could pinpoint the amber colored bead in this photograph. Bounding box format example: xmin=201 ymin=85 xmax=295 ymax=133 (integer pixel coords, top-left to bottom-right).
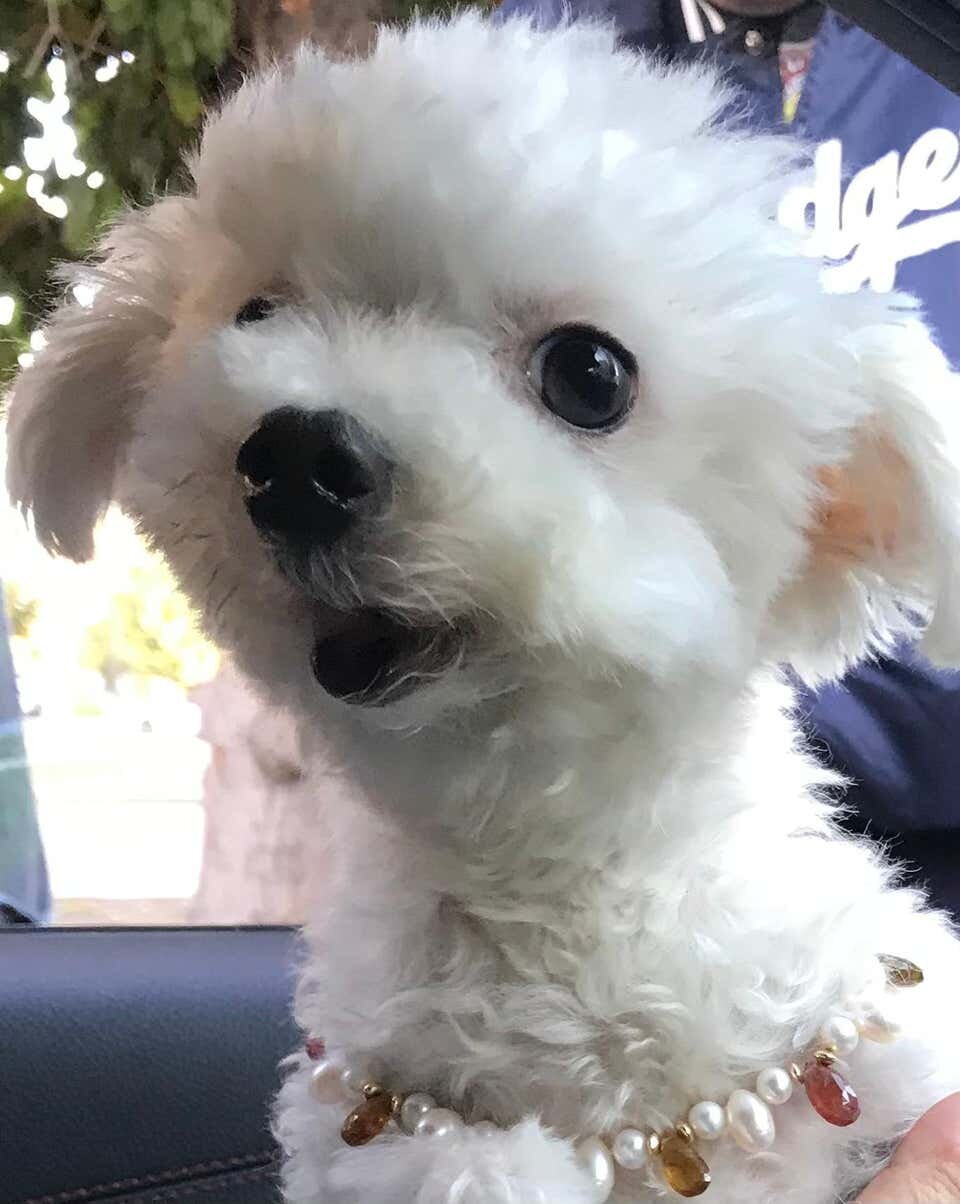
xmin=659 ymin=1133 xmax=712 ymax=1197
xmin=341 ymin=1092 xmax=393 ymax=1146
xmin=878 ymin=954 xmax=924 ymax=988
xmin=803 ymin=1059 xmax=861 ymax=1126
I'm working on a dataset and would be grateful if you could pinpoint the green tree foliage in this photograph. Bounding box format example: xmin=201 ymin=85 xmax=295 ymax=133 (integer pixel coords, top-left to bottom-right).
xmin=0 ymin=0 xmax=489 ymax=378
xmin=81 ymin=559 xmax=218 ymax=689
xmin=0 ymin=0 xmax=235 ymax=377
xmin=2 ymin=578 xmax=38 ymax=639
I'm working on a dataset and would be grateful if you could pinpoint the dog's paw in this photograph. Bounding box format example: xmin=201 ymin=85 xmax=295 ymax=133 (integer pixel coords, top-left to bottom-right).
xmin=324 ymin=1117 xmax=603 ymax=1204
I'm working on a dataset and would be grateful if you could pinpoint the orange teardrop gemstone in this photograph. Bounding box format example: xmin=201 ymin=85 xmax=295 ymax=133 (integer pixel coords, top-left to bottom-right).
xmin=659 ymin=1133 xmax=712 ymax=1197
xmin=803 ymin=1060 xmax=861 ymax=1126
xmin=341 ymin=1092 xmax=393 ymax=1146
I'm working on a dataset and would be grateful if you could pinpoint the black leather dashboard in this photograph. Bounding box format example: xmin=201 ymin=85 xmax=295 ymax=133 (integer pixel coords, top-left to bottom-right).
xmin=0 ymin=926 xmax=299 ymax=1204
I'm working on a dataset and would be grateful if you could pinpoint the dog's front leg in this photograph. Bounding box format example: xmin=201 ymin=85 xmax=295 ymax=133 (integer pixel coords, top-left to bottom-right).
xmin=337 ymin=1121 xmax=606 ymax=1204
xmin=279 ymin=1082 xmax=606 ymax=1204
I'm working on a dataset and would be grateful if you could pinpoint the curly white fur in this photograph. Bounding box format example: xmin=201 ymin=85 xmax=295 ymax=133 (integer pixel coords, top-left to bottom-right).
xmin=7 ymin=15 xmax=960 ymax=1203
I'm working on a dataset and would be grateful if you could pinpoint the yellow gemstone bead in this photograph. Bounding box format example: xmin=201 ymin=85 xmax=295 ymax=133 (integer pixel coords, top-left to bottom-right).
xmin=878 ymin=954 xmax=924 ymax=988
xmin=659 ymin=1133 xmax=712 ymax=1198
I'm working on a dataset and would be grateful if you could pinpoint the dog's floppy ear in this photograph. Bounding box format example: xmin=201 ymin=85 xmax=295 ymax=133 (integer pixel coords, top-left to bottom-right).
xmin=772 ymin=317 xmax=960 ymax=682
xmin=4 ymin=200 xmax=185 ymax=561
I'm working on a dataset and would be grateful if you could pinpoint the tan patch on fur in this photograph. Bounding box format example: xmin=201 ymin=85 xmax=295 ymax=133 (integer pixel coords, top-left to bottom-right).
xmin=812 ymin=433 xmax=913 ymax=565
xmin=161 ymin=230 xmax=271 ymax=369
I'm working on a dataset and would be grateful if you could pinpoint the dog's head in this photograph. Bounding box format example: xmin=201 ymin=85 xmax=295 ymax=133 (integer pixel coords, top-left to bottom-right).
xmin=7 ymin=17 xmax=960 ymax=752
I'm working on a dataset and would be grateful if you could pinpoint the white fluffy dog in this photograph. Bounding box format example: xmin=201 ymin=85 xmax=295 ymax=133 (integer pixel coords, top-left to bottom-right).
xmin=8 ymin=15 xmax=960 ymax=1203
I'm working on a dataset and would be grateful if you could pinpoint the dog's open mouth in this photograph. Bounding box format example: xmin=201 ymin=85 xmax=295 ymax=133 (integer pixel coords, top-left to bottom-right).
xmin=311 ymin=608 xmax=463 ymax=706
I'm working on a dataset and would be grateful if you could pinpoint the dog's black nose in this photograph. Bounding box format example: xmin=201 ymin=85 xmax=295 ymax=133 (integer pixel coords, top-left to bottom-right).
xmin=236 ymin=406 xmax=391 ymax=549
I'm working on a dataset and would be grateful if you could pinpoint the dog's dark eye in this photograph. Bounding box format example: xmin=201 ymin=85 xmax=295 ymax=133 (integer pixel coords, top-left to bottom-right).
xmin=529 ymin=325 xmax=637 ymax=432
xmin=235 ymin=296 xmax=275 ymax=325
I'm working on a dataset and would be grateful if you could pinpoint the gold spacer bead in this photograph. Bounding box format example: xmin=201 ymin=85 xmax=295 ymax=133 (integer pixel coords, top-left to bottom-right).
xmin=362 ymin=1080 xmax=386 ymax=1099
xmin=813 ymin=1049 xmax=837 ymax=1067
xmin=675 ymin=1122 xmax=696 ymax=1145
xmin=789 ymin=1062 xmax=805 ymax=1084
xmin=647 ymin=1131 xmax=662 ymax=1157
xmin=389 ymin=1093 xmax=404 ymax=1117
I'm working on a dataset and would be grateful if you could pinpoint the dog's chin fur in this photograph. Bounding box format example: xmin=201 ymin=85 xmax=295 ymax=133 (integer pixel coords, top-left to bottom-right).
xmin=9 ymin=14 xmax=960 ymax=1203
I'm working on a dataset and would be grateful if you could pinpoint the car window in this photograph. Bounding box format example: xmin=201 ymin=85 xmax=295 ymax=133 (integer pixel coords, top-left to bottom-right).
xmin=3 ymin=494 xmax=344 ymax=926
xmin=3 ymin=500 xmax=216 ymax=924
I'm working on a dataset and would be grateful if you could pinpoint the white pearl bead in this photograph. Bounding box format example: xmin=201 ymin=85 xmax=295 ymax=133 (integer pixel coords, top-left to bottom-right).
xmin=756 ymin=1066 xmax=794 ymax=1106
xmin=688 ymin=1100 xmax=727 ymax=1140
xmin=415 ymin=1107 xmax=465 ymax=1139
xmin=400 ymin=1092 xmax=437 ymax=1133
xmin=819 ymin=1015 xmax=860 ymax=1056
xmin=858 ymin=1004 xmax=901 ymax=1044
xmin=309 ymin=1058 xmax=350 ymax=1104
xmin=472 ymin=1120 xmax=500 ymax=1137
xmin=574 ymin=1137 xmax=615 ymax=1203
xmin=612 ymin=1127 xmax=648 ymax=1170
xmin=726 ymin=1089 xmax=776 ymax=1153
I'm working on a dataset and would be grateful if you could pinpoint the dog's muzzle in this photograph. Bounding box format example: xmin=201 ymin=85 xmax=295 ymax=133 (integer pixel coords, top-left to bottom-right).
xmin=237 ymin=406 xmax=464 ymax=706
xmin=236 ymin=405 xmax=393 ymax=553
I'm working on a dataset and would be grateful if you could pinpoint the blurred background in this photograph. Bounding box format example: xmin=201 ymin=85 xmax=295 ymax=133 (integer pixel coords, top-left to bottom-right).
xmin=0 ymin=0 xmax=493 ymax=927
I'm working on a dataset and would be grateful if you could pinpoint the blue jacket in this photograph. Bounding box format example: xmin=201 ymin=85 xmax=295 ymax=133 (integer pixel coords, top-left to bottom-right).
xmin=500 ymin=0 xmax=960 ymax=913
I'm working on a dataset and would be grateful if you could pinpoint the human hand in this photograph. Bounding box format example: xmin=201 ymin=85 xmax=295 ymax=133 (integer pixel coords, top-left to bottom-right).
xmin=855 ymin=1095 xmax=960 ymax=1203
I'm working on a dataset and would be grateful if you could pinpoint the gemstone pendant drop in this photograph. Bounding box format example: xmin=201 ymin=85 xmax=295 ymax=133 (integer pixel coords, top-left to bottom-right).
xmin=659 ymin=1132 xmax=712 ymax=1197
xmin=878 ymin=954 xmax=924 ymax=988
xmin=341 ymin=1091 xmax=394 ymax=1146
xmin=802 ymin=1058 xmax=861 ymax=1126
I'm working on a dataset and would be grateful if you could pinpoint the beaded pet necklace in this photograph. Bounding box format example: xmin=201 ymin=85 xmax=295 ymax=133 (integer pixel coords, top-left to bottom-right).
xmin=304 ymin=953 xmax=923 ymax=1199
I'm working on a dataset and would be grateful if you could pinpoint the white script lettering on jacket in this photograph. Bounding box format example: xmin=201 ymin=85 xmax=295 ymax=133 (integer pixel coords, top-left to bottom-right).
xmin=778 ymin=128 xmax=960 ymax=293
